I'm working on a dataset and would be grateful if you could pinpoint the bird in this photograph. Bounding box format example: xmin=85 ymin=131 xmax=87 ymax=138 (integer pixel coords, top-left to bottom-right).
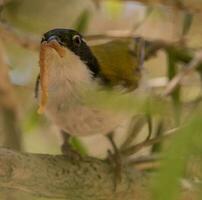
xmin=35 ymin=28 xmax=143 ymax=173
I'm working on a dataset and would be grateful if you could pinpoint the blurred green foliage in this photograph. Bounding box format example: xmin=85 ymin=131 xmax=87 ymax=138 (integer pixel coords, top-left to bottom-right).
xmin=85 ymin=89 xmax=166 ymax=116
xmin=69 ymin=136 xmax=88 ymax=156
xmin=22 ymin=107 xmax=43 ymax=133
xmin=104 ymin=0 xmax=123 ymax=18
xmin=167 ymin=50 xmax=181 ymax=125
xmin=181 ymin=12 xmax=194 ymax=37
xmin=2 ymin=0 xmax=94 ymax=34
xmin=151 ymin=114 xmax=202 ymax=200
xmin=73 ymin=9 xmax=91 ymax=33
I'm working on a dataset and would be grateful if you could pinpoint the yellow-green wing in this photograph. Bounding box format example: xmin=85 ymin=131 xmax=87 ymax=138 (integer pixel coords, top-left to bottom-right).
xmin=91 ymin=40 xmax=141 ymax=90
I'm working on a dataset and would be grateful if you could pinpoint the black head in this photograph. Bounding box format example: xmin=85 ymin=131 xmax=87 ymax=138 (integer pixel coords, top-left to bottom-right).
xmin=42 ymin=29 xmax=100 ymax=77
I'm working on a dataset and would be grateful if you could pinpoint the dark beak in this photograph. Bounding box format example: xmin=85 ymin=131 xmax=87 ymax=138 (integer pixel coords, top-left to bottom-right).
xmin=47 ymin=35 xmax=59 ymax=43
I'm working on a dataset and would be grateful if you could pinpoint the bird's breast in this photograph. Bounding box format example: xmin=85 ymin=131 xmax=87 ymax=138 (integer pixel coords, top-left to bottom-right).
xmin=41 ymin=47 xmax=126 ymax=136
xmin=44 ymin=75 xmax=126 ymax=137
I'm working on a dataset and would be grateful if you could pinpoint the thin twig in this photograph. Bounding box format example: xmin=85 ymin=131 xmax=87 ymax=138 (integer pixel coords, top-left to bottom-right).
xmin=0 ymin=21 xmax=40 ymax=51
xmin=151 ymin=120 xmax=164 ymax=153
xmin=121 ymin=134 xmax=171 ymax=156
xmin=129 ymin=155 xmax=160 ymax=170
xmin=130 ymin=155 xmax=159 ymax=165
xmin=86 ymin=30 xmax=136 ymax=40
xmin=120 ymin=116 xmax=146 ymax=150
xmin=121 ymin=127 xmax=179 ymax=157
xmin=133 ymin=160 xmax=160 ymax=171
xmin=145 ymin=114 xmax=152 ymax=141
xmin=163 ymin=52 xmax=202 ymax=96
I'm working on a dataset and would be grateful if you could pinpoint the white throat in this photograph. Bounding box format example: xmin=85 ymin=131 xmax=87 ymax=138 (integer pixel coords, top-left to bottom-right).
xmin=40 ymin=46 xmax=94 ymax=115
xmin=45 ymin=47 xmax=93 ymax=90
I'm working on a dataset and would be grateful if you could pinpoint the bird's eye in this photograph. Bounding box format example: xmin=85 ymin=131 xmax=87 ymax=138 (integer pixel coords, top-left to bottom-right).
xmin=72 ymin=35 xmax=82 ymax=46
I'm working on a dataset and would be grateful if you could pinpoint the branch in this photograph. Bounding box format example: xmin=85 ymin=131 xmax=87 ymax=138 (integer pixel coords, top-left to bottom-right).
xmin=0 ymin=20 xmax=200 ymax=72
xmin=163 ymin=51 xmax=202 ymax=96
xmin=120 ymin=116 xmax=146 ymax=150
xmin=0 ymin=148 xmax=148 ymax=200
xmin=130 ymin=155 xmax=160 ymax=171
xmin=0 ymin=21 xmax=39 ymax=51
xmin=0 ymin=40 xmax=22 ymax=150
xmin=121 ymin=127 xmax=178 ymax=157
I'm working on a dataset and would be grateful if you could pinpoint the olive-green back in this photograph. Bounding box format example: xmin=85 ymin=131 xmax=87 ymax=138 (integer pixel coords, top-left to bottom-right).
xmin=91 ymin=40 xmax=141 ymax=90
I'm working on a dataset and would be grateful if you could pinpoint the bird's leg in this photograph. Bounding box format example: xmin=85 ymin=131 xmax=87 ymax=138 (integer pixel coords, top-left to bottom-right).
xmin=106 ymin=132 xmax=122 ymax=189
xmin=60 ymin=130 xmax=71 ymax=155
xmin=60 ymin=130 xmax=81 ymax=159
xmin=34 ymin=74 xmax=40 ymax=99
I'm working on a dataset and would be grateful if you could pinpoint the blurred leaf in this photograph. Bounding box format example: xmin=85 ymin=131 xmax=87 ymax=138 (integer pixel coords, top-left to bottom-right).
xmin=182 ymin=11 xmax=193 ymax=37
xmin=73 ymin=9 xmax=91 ymax=34
xmin=167 ymin=50 xmax=181 ymax=125
xmin=84 ymin=88 xmax=168 ymax=116
xmin=151 ymin=120 xmax=164 ymax=153
xmin=151 ymin=114 xmax=202 ymax=200
xmin=149 ymin=6 xmax=168 ymax=20
xmin=145 ymin=5 xmax=154 ymax=16
xmin=69 ymin=136 xmax=88 ymax=156
xmin=22 ymin=107 xmax=42 ymax=132
xmin=104 ymin=0 xmax=123 ymax=18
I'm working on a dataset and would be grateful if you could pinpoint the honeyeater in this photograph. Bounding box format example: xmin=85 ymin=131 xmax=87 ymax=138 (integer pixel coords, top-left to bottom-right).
xmin=35 ymin=28 xmax=142 ymax=154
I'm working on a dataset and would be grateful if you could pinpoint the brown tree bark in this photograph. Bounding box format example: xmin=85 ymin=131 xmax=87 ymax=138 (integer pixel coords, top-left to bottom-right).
xmin=0 ymin=148 xmax=149 ymax=200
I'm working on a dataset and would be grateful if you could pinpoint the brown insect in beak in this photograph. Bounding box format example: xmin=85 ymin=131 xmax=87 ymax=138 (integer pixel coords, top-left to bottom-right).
xmin=37 ymin=42 xmax=48 ymax=114
xmin=37 ymin=40 xmax=66 ymax=114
